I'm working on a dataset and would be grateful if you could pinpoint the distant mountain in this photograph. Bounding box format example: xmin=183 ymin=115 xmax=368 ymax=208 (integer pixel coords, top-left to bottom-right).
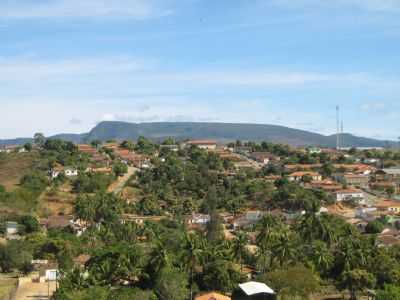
xmin=0 ymin=121 xmax=396 ymax=148
xmin=0 ymin=138 xmax=33 ymax=146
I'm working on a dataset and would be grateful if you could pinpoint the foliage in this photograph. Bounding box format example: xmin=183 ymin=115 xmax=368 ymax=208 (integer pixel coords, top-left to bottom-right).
xmin=155 ymin=266 xmax=189 ymax=300
xmin=113 ymin=162 xmax=128 ymax=177
xmin=365 ymin=220 xmax=385 ymax=234
xmin=19 ymin=215 xmax=40 ymax=234
xmin=75 ymin=192 xmax=122 ymax=225
xmin=73 ymin=173 xmax=114 ymax=193
xmin=376 ymin=285 xmax=400 ymax=300
xmin=264 ymin=264 xmax=320 ymax=299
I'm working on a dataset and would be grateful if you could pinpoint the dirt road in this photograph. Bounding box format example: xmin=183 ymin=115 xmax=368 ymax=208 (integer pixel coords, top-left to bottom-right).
xmin=15 ymin=280 xmax=57 ymax=300
xmin=108 ymin=166 xmax=138 ymax=195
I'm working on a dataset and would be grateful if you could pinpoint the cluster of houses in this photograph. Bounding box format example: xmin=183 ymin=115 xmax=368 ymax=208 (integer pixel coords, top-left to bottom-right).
xmin=179 ymin=141 xmax=400 ymax=246
xmin=49 ymin=142 xmax=154 ymax=179
xmin=0 ymin=144 xmax=28 ymax=153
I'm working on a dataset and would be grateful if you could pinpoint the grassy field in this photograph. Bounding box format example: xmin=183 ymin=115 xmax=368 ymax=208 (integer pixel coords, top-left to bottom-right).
xmin=0 ymin=152 xmax=38 ymax=191
xmin=37 ymin=183 xmax=76 ymax=217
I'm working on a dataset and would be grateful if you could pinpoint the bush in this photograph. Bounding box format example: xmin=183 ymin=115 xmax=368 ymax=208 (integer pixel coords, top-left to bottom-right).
xmin=365 ymin=220 xmax=384 ymax=234
xmin=19 ymin=215 xmax=40 ymax=234
xmin=376 ymin=284 xmax=400 ymax=300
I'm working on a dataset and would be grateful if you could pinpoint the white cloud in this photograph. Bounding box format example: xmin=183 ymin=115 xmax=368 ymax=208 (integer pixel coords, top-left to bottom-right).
xmin=0 ymin=55 xmax=376 ymax=96
xmin=270 ymin=0 xmax=400 ymax=12
xmin=0 ymin=56 xmax=150 ymax=82
xmin=1 ymin=0 xmax=173 ymax=19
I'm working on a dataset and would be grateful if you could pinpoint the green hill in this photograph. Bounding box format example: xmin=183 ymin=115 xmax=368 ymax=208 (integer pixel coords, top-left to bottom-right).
xmin=0 ymin=121 xmax=396 ymax=148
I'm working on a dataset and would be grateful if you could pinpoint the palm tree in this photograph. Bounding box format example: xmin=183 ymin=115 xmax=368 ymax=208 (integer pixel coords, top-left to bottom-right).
xmin=310 ymin=240 xmax=334 ymax=276
xmin=181 ymin=232 xmax=204 ymax=300
xmin=273 ymin=226 xmax=297 ymax=267
xmin=231 ymin=231 xmax=248 ymax=273
xmin=255 ymin=214 xmax=281 ymax=272
xmin=149 ymin=239 xmax=171 ymax=275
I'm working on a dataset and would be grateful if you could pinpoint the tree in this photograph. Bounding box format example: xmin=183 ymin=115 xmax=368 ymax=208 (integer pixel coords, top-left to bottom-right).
xmin=256 ymin=214 xmax=282 ymax=272
xmin=113 ymin=162 xmax=128 ymax=177
xmin=181 ymin=232 xmax=204 ymax=300
xmin=87 ymin=243 xmax=144 ymax=285
xmin=232 ymin=231 xmax=248 ymax=273
xmin=206 ymin=212 xmax=224 ymax=242
xmin=340 ymin=269 xmax=376 ymax=300
xmin=309 ymin=240 xmax=334 ymax=276
xmin=376 ymin=285 xmax=400 ymax=300
xmin=75 ymin=193 xmax=122 ymax=225
xmin=120 ymin=140 xmax=135 ymax=150
xmin=386 ymin=186 xmax=396 ymax=198
xmin=0 ymin=241 xmax=33 ymax=274
xmin=365 ymin=220 xmax=384 ymax=234
xmin=19 ymin=215 xmax=40 ymax=233
xmin=90 ymin=140 xmax=102 ymax=148
xmin=110 ymin=288 xmax=157 ymax=300
xmin=23 ymin=143 xmax=32 ymax=152
xmin=155 ymin=266 xmax=189 ymax=300
xmin=34 ymin=132 xmax=46 ymax=146
xmin=202 ymin=259 xmax=241 ymax=293
xmin=272 ymin=226 xmax=298 ymax=267
xmin=264 ymin=264 xmax=320 ymax=300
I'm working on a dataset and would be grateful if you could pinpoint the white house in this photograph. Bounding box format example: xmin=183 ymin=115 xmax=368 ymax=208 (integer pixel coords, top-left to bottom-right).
xmin=288 ymin=171 xmax=322 ymax=182
xmin=45 ymin=269 xmax=58 ymax=281
xmin=307 ymin=147 xmax=322 ymax=154
xmin=336 ymin=189 xmax=365 ymax=203
xmin=250 ymin=152 xmax=279 ymax=165
xmin=51 ymin=167 xmax=78 ymax=179
xmin=6 ymin=221 xmax=18 ymax=235
xmin=64 ymin=168 xmax=78 ymax=177
xmin=185 ymin=140 xmax=217 ymax=150
xmin=187 ymin=213 xmax=210 ymax=225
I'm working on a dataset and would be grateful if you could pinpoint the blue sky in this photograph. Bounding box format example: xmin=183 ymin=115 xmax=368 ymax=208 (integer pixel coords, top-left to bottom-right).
xmin=1 ymin=0 xmax=400 ymax=140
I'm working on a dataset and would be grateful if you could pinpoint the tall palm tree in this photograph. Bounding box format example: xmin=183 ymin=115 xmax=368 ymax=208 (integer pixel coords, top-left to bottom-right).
xmin=255 ymin=214 xmax=281 ymax=272
xmin=231 ymin=231 xmax=248 ymax=273
xmin=149 ymin=239 xmax=171 ymax=275
xmin=181 ymin=232 xmax=204 ymax=300
xmin=273 ymin=226 xmax=297 ymax=267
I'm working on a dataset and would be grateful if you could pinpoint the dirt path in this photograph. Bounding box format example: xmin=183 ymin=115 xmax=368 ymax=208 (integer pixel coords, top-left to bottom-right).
xmin=108 ymin=166 xmax=138 ymax=195
xmin=15 ymin=280 xmax=57 ymax=300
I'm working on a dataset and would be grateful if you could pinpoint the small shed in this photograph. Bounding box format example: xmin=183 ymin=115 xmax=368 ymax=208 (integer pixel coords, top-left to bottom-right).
xmin=232 ymin=281 xmax=276 ymax=300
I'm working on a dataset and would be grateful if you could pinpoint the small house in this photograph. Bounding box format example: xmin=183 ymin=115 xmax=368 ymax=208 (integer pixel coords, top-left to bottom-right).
xmin=375 ymin=200 xmax=400 ymax=215
xmin=250 ymin=152 xmax=279 ymax=165
xmin=64 ymin=167 xmax=78 ymax=177
xmin=288 ymin=171 xmax=322 ymax=182
xmin=232 ymin=281 xmax=275 ymax=300
xmin=335 ymin=189 xmax=365 ymax=203
xmin=185 ymin=140 xmax=217 ymax=150
xmin=6 ymin=221 xmax=18 ymax=235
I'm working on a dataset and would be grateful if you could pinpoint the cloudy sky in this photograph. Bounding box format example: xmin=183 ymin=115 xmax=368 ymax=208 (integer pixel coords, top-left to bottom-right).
xmin=1 ymin=0 xmax=400 ymax=140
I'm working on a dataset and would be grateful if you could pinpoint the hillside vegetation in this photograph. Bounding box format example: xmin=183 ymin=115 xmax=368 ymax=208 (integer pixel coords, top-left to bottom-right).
xmin=0 ymin=152 xmax=38 ymax=191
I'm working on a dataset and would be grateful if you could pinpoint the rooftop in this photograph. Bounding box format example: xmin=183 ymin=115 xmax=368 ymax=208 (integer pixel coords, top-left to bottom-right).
xmin=238 ymin=281 xmax=274 ymax=295
xmin=195 ymin=292 xmax=231 ymax=300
